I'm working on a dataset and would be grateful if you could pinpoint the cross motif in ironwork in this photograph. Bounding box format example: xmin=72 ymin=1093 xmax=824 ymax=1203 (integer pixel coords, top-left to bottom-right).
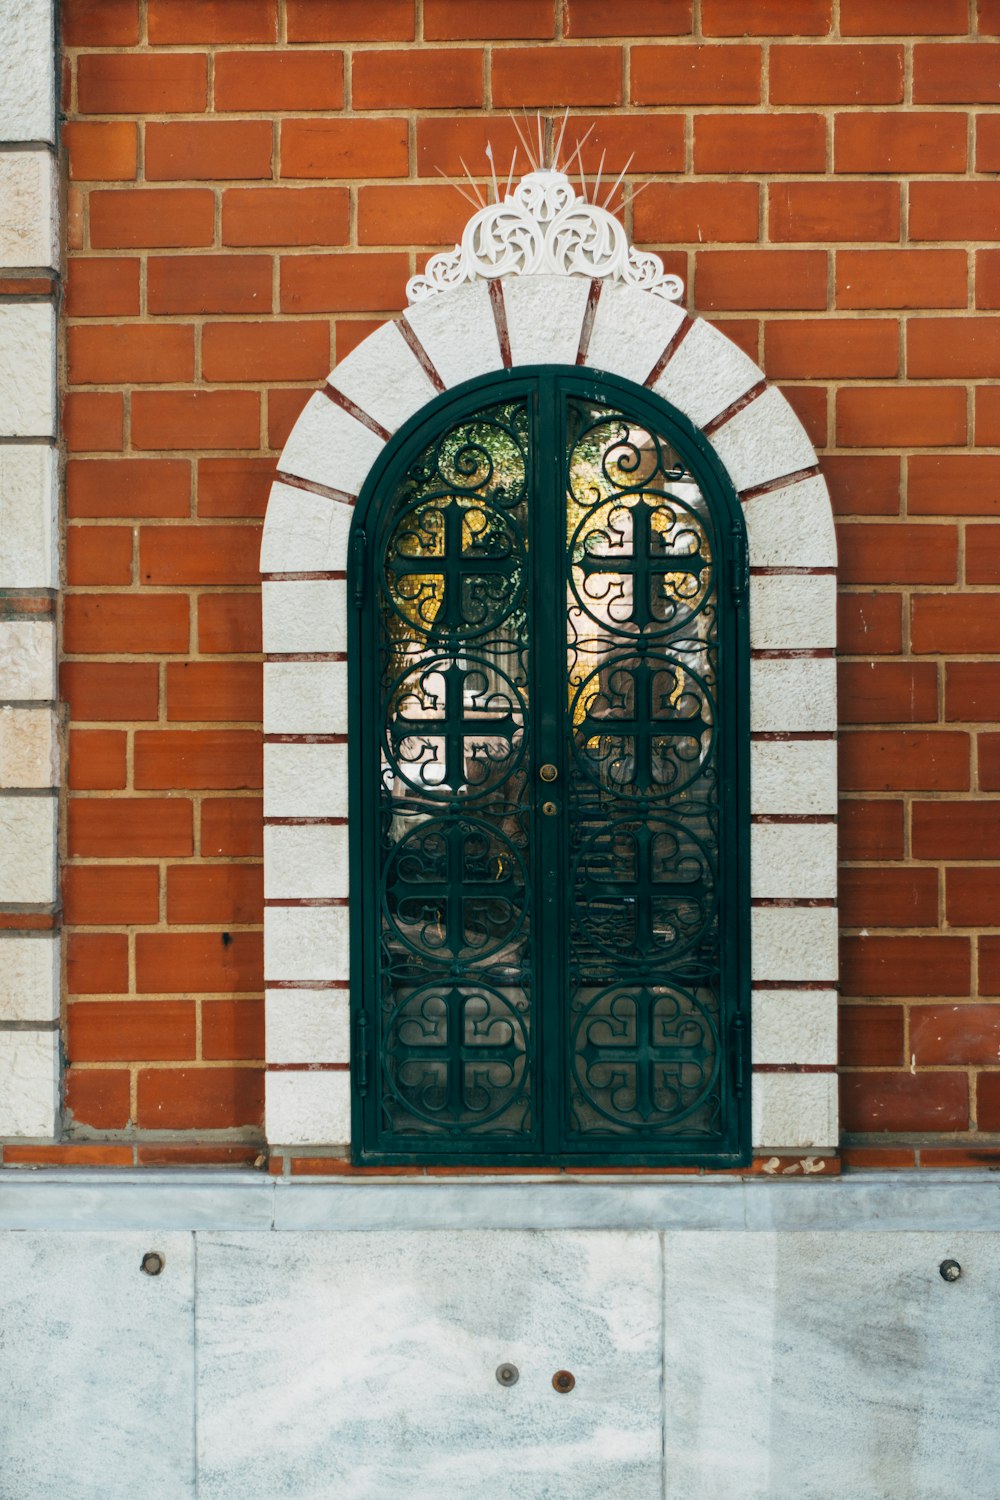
xmin=578 ymin=657 xmax=709 ymax=790
xmin=391 ymin=499 xmax=513 ymax=634
xmin=392 ymin=661 xmax=517 ymax=789
xmin=390 ymin=818 xmax=521 ymax=954
xmin=578 ymin=823 xmax=702 ymax=954
xmin=390 ymin=986 xmax=523 ymax=1117
xmin=580 ymin=987 xmax=709 ymax=1121
xmin=578 ymin=497 xmax=707 ymax=630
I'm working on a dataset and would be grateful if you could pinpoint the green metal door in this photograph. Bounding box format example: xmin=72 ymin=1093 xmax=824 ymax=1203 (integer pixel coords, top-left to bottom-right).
xmin=350 ymin=368 xmax=749 ymax=1166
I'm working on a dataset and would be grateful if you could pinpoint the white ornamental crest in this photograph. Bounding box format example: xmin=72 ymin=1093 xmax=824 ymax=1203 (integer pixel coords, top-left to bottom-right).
xmin=406 ymin=168 xmax=684 ymax=305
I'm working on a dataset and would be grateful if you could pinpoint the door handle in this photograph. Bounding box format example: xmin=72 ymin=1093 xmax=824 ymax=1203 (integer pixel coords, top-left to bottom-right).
xmin=541 ymin=801 xmax=558 ymax=817
xmin=539 ymin=763 xmax=558 ymax=782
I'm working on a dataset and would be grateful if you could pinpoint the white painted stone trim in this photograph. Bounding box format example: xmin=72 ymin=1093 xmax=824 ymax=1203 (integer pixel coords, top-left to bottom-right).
xmin=263 ymin=218 xmax=838 ymax=1157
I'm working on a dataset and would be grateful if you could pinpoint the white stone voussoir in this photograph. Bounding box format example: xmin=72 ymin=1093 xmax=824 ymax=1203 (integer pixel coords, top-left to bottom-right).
xmin=263 ymin=741 xmax=348 ymax=819
xmin=0 ymin=149 xmax=57 ymax=268
xmin=503 ymin=274 xmax=591 ymax=367
xmin=750 ymin=656 xmax=837 ymax=734
xmin=0 ymin=0 xmax=56 ymax=144
xmin=264 ymin=823 xmax=348 ymax=902
xmin=751 ymin=823 xmax=838 ymax=900
xmin=752 ymin=906 xmax=839 ymax=984
xmin=402 ymin=281 xmax=503 ymax=389
xmin=327 ymin=319 xmax=437 ymax=436
xmin=752 ymin=990 xmax=838 ymax=1068
xmin=262 ymin=578 xmax=347 ymax=656
xmin=583 ymin=282 xmax=686 ymax=385
xmin=263 ymin=661 xmax=347 ymax=737
xmin=0 ymin=1029 xmax=59 ymax=1137
xmin=709 ymin=384 xmax=817 ymax=495
xmin=749 ymin=573 xmax=837 ymax=652
xmin=743 ymin=472 xmax=837 ymax=570
xmin=0 ymin=302 xmax=56 ymax=437
xmin=266 ymin=988 xmax=350 ymax=1066
xmin=277 ymin=392 xmax=385 ymax=499
xmin=751 ymin=1071 xmax=838 ymax=1151
xmin=259 ymin=480 xmax=354 ymax=576
xmin=265 ymin=906 xmax=350 ymax=985
xmin=0 ymin=793 xmax=56 ymax=902
xmin=0 ymin=932 xmax=59 ymax=1021
xmin=266 ymin=1069 xmax=350 ymax=1146
xmin=0 ymin=705 xmax=58 ymax=787
xmin=0 ymin=443 xmax=58 ymax=588
xmin=0 ymin=618 xmax=56 ymax=700
xmin=653 ymin=318 xmax=764 ymax=430
xmin=751 ymin=738 xmax=838 ymax=817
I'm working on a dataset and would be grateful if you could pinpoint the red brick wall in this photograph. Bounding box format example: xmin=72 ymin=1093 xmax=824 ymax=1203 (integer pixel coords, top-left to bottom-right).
xmin=27 ymin=0 xmax=999 ymax=1170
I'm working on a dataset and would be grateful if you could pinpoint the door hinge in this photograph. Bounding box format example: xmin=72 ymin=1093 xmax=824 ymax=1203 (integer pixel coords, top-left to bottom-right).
xmin=730 ymin=524 xmax=748 ymax=609
xmin=356 ymin=1013 xmax=369 ymax=1096
xmin=731 ymin=1014 xmax=746 ymax=1098
xmin=351 ymin=528 xmax=367 ymax=609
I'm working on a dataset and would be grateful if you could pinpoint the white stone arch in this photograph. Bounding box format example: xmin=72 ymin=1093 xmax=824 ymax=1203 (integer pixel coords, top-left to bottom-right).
xmin=261 ymin=172 xmax=838 ymax=1157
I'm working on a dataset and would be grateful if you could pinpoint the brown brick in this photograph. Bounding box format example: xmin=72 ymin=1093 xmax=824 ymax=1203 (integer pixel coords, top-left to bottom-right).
xmin=69 ymin=727 xmax=125 ymax=790
xmin=146 ymin=121 xmax=273 ymax=182
xmin=841 ymin=1072 xmax=969 ymax=1133
xmin=966 ymin=524 xmax=1000 ymax=583
xmin=135 ymin=931 xmax=263 ymax=994
xmin=771 ymin=44 xmax=902 ymax=103
xmin=696 ymin=250 xmax=827 ymax=311
xmin=980 ymin=0 xmax=1000 ymax=34
xmin=354 ymin=48 xmax=482 ymax=109
xmin=838 ymin=592 xmax=902 ymax=654
xmin=67 ymin=458 xmax=190 ymax=520
xmin=68 ymin=797 xmax=194 ymax=858
xmin=77 ymin=53 xmax=207 ymax=114
xmin=947 ymin=867 xmax=1000 ymax=924
xmin=280 ymin=251 xmax=409 ymax=313
xmin=695 ymin=114 xmax=825 ymax=173
xmin=837 ymin=388 xmax=967 ymax=447
xmin=977 ymin=249 xmax=1000 ymax=308
xmin=67 ymin=933 xmax=129 ymax=995
xmin=770 ymin=182 xmax=899 ymax=243
xmin=913 ymin=801 xmax=1000 ymax=858
xmin=147 ymin=255 xmax=273 ymax=316
xmin=779 ymin=384 xmax=828 ymax=446
xmin=69 ymin=1000 xmax=197 ymax=1062
xmin=281 ymin=117 xmax=408 ymax=179
xmin=839 ymin=799 xmax=904 ymax=860
xmin=841 ymin=935 xmax=970 ymax=997
xmin=977 ymin=1073 xmax=1000 ymax=1129
xmin=137 ymin=1065 xmax=264 ymax=1130
xmin=201 ymin=998 xmax=265 ymax=1061
xmin=62 ymin=0 xmax=139 ymax=45
xmin=978 ymin=386 xmax=1000 ymax=444
xmin=634 ymin=183 xmax=759 ymax=244
xmin=910 ymin=184 xmax=1000 ymax=242
xmin=166 ymin=865 xmax=263 ymax=925
xmin=197 ymin=458 xmax=274 ymax=519
xmin=133 ymin=730 xmax=263 ymax=790
xmin=139 ymin=524 xmax=260 ymax=587
xmin=65 ymin=1068 xmax=131 ymax=1130
xmin=914 ymin=43 xmax=1000 ymax=102
xmin=632 ymin=44 xmax=761 ymax=103
xmin=64 ymin=393 xmax=123 ymax=453
xmin=285 ymin=0 xmax=414 ymax=39
xmin=947 ymin=663 xmax=1000 ymax=721
xmin=838 ymin=662 xmax=938 ymax=724
xmin=166 ymin=663 xmax=262 ymax=723
xmin=222 ymin=187 xmax=349 ymax=248
xmin=765 ymin=318 xmax=897 ymax=378
xmin=267 ymin=386 xmax=312 ymax=447
xmin=982 ymin=938 xmax=1000 ymax=996
xmin=65 ymin=258 xmax=141 ymax=317
xmin=977 ymin=116 xmax=1000 ymax=173
xmin=980 ymin=735 xmax=1000 ymax=791
xmin=214 ymin=52 xmax=344 ymax=111
xmin=842 ymin=0 xmax=971 ymax=32
xmin=839 ymin=870 xmax=938 ymax=928
xmin=201 ymin=797 xmax=264 ymax=856
xmin=64 ymin=122 xmax=138 ymax=182
xmin=836 ymin=113 xmax=967 ymax=173
xmin=64 ymin=594 xmax=189 ymax=655
xmin=198 ymin=594 xmax=263 ymax=653
xmin=68 ymin=324 xmax=194 ymax=385
xmin=824 ymin=455 xmax=900 ymax=516
xmin=836 ymin=250 xmax=967 ymax=311
xmin=914 ymin=317 xmax=1000 ymax=379
xmin=839 ymin=730 xmax=969 ymax=791
xmin=566 ymin=0 xmax=689 ymax=35
xmin=909 ymin=455 xmax=1000 ymax=517
xmin=67 ymin=526 xmax=133 ymax=586
xmin=911 ymin=595 xmax=1000 ymax=653
xmin=492 ymin=46 xmax=620 ymax=106
xmin=358 ymin=185 xmax=469 ymax=246
xmin=837 ymin=522 xmax=957 ymax=584
xmin=132 ymin=391 xmax=261 ymax=451
xmin=63 ymin=864 xmax=160 ymax=926
xmin=427 ymin=0 xmax=554 ymax=36
xmin=90 ymin=188 xmax=214 ymax=249
xmin=703 ymin=0 xmax=830 ymax=32
xmin=912 ymin=1005 xmax=1000 ymax=1065
xmin=147 ymin=0 xmax=277 ymax=43
xmin=838 ymin=1004 xmax=905 ymax=1064
xmin=61 ymin=662 xmax=160 ymax=722
xmin=202 ymin=321 xmax=329 ymax=382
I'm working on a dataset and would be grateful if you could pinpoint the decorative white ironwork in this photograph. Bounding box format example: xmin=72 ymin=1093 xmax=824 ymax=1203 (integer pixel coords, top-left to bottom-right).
xmin=406 ymin=168 xmax=685 ymax=305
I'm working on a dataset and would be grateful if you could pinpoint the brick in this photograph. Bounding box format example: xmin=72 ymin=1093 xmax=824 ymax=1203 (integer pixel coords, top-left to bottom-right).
xmin=914 ymin=43 xmax=1000 ymax=102
xmin=913 ymin=801 xmax=1000 ymax=858
xmin=135 ymin=931 xmax=263 ymax=994
xmin=977 ymin=1073 xmax=1000 ymax=1129
xmin=133 ymin=730 xmax=263 ymax=790
xmin=977 ymin=249 xmax=1000 ymax=308
xmin=983 ymin=940 xmax=1000 ymax=995
xmin=770 ymin=44 xmax=902 ymax=103
xmin=353 ymin=48 xmax=482 ymax=109
xmin=132 ymin=391 xmax=261 ymax=451
xmin=167 ymin=865 xmax=263 ymax=924
xmin=947 ymin=664 xmax=1000 ymax=721
xmin=90 ymin=189 xmax=214 ymax=249
xmin=947 ymin=867 xmax=1000 ymax=924
xmin=280 ymin=252 xmax=409 ymax=313
xmin=202 ymin=998 xmax=265 ymax=1061
xmin=635 ymin=44 xmax=763 ymax=104
xmin=148 ymin=256 xmax=273 ymax=316
xmin=567 ymin=0 xmax=688 ymax=34
xmin=424 ymin=0 xmax=552 ymax=35
xmin=824 ymin=455 xmax=900 ymax=516
xmin=166 ymin=663 xmax=262 ymax=723
xmin=147 ymin=0 xmax=277 ymax=43
xmin=911 ymin=595 xmax=1000 ymax=653
xmin=840 ymin=1072 xmax=969 ymax=1133
xmin=67 ymin=458 xmax=190 ymax=519
xmin=912 ymin=1005 xmax=1000 ymax=1066
xmin=136 ymin=1144 xmax=260 ymax=1166
xmin=198 ymin=458 xmax=274 ymax=519
xmin=421 ymin=114 xmax=683 ymax=176
xmin=62 ymin=0 xmax=140 ymax=45
xmin=286 ymin=0 xmax=414 ymax=39
xmin=836 ymin=250 xmax=968 ymax=310
xmin=838 ymin=592 xmax=902 ymax=654
xmin=711 ymin=319 xmax=760 ymax=362
xmin=839 ymin=799 xmax=904 ymax=860
xmin=63 ymin=392 xmax=123 ymax=453
xmin=966 ymin=524 xmax=1000 ymax=582
xmin=779 ymin=384 xmax=827 ymax=447
xmin=67 ymin=933 xmax=129 ymax=995
xmin=836 ymin=388 xmax=967 ymax=447
xmin=65 ymin=1068 xmax=131 ymax=1130
xmin=838 ymin=662 xmax=938 ymax=724
xmin=702 ymin=0 xmax=829 ymax=31
xmin=140 ymin=525 xmax=261 ymax=587
xmin=4 ymin=1145 xmax=135 ymax=1167
xmin=838 ymin=1004 xmax=905 ymax=1064
xmin=146 ymin=121 xmax=273 ymax=182
xmin=202 ymin=797 xmax=264 ymax=856
xmin=765 ymin=319 xmax=897 ymax=378
xmin=910 ymin=184 xmax=1000 ymax=242
xmin=68 ymin=324 xmax=194 ymax=385
xmin=981 ymin=0 xmax=1000 ymax=34
xmin=695 ymin=250 xmax=827 ymax=311
xmin=65 ymin=258 xmax=141 ymax=317
xmin=769 ymin=183 xmax=899 ymax=243
xmin=492 ymin=46 xmax=620 ymax=106
xmin=64 ymin=594 xmax=189 ymax=655
xmin=981 ymin=735 xmax=1000 ymax=791
xmin=840 ymin=1146 xmax=916 ymax=1168
xmin=63 ymin=122 xmax=138 ymax=182
xmin=841 ymin=935 xmax=970 ymax=997
xmin=198 ymin=594 xmax=263 ymax=653
xmin=842 ymin=0 xmax=971 ymax=32
xmin=839 ymin=870 xmax=938 ymax=929
xmin=202 ymin=321 xmax=329 ymax=383
xmin=909 ymin=318 xmax=1000 ymax=379
xmin=214 ymin=52 xmax=344 ymax=111
xmin=836 ymin=113 xmax=967 ymax=174
xmin=978 ymin=387 xmax=1000 ymax=444
xmin=268 ymin=386 xmax=315 ymax=447
xmin=69 ymin=796 xmax=194 ymax=858
xmin=69 ymin=1000 xmax=197 ymax=1062
xmin=358 ymin=186 xmax=469 ymax=246
xmin=137 ymin=1066 xmax=263 ymax=1129
xmin=694 ymin=114 xmax=825 ymax=173
xmin=69 ymin=729 xmax=126 ymax=789
xmin=978 ymin=116 xmax=1000 ymax=172
xmin=281 ymin=118 xmax=408 ymax=179
xmin=222 ymin=187 xmax=349 ymax=247
xmin=634 ymin=183 xmax=759 ymax=244
xmin=839 ymin=730 xmax=969 ymax=791
xmin=78 ymin=54 xmax=207 ymax=115
xmin=336 ymin=319 xmax=385 ymax=360
xmin=67 ymin=527 xmax=133 ymax=586
xmin=61 ymin=662 xmax=160 ymax=722
xmin=63 ymin=864 xmax=159 ymax=926
xmin=837 ymin=522 xmax=957 ymax=584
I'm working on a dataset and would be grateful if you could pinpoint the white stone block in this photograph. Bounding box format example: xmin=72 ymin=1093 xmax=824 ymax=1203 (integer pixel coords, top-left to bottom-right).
xmin=750 ymin=656 xmax=836 ymax=733
xmin=263 ymin=742 xmax=348 ymax=819
xmin=0 ymin=302 xmax=55 ymax=437
xmin=751 ymin=739 xmax=837 ymax=817
xmin=0 ymin=149 xmax=57 ymax=267
xmin=264 ymin=905 xmax=349 ymax=983
xmin=752 ymin=906 xmax=839 ymax=983
xmin=749 ymin=572 xmax=836 ymax=651
xmin=0 ymin=705 xmax=57 ymax=787
xmin=743 ymin=472 xmax=837 ymax=570
xmin=0 ymin=1029 xmax=58 ymax=1136
xmin=403 ymin=281 xmax=503 ymax=389
xmin=0 ymin=443 xmax=57 ymax=587
xmin=709 ymin=385 xmax=817 ymax=495
xmin=751 ymin=1071 xmax=838 ymax=1150
xmin=584 ymin=282 xmax=686 ymax=385
xmin=751 ymin=822 xmax=837 ymax=899
xmin=0 ymin=794 xmax=56 ymax=902
xmin=264 ymin=822 xmax=348 ymax=901
xmin=328 ymin=319 xmax=438 ymax=437
xmin=266 ymin=987 xmax=350 ymax=1065
xmin=263 ymin=661 xmax=348 ymax=736
xmin=0 ymin=0 xmax=55 ymax=143
xmin=653 ymin=318 xmax=764 ymax=430
xmin=262 ymin=578 xmax=347 ymax=655
xmin=503 ymin=274 xmax=591 ymax=367
xmin=266 ymin=1068 xmax=351 ymax=1145
xmin=259 ymin=480 xmax=353 ymax=575
xmin=0 ymin=618 xmax=55 ymax=700
xmin=278 ymin=392 xmax=385 ymax=500
xmin=0 ymin=932 xmax=58 ymax=1020
xmin=752 ymin=988 xmax=838 ymax=1066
